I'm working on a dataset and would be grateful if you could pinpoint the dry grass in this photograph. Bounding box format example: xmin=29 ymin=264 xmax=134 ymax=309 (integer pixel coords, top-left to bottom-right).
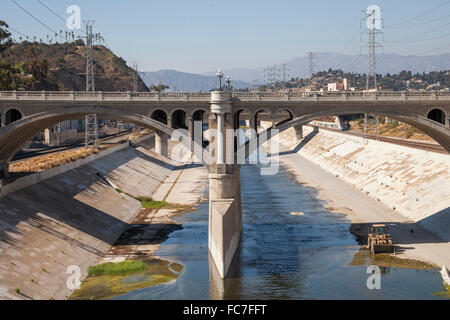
xmin=349 ymin=120 xmax=436 ymax=143
xmin=10 ymin=144 xmax=117 ymax=174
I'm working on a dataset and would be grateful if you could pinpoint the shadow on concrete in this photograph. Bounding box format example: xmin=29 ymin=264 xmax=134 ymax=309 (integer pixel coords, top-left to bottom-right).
xmin=276 ymin=129 xmax=319 ymax=157
xmin=350 ymin=208 xmax=450 ymax=247
xmin=0 ymin=144 xmax=180 ymax=255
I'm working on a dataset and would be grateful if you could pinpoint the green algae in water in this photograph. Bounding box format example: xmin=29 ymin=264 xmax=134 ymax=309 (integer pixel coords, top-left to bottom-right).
xmin=88 ymin=261 xmax=147 ymax=276
xmin=70 ymin=259 xmax=183 ymax=300
xmin=433 ymin=283 xmax=450 ymax=299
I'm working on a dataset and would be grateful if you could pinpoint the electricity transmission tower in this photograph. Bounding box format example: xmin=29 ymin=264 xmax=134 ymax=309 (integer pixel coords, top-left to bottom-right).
xmin=83 ymin=20 xmax=99 ymax=149
xmin=307 ymin=52 xmax=315 ymax=83
xmin=133 ymin=62 xmax=139 ymax=92
xmin=263 ymin=66 xmax=281 ymax=92
xmin=361 ymin=6 xmax=383 ymax=90
xmin=282 ymin=64 xmax=290 ymax=92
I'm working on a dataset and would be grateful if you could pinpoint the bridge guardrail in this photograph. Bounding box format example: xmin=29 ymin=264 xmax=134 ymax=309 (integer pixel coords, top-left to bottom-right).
xmin=0 ymin=90 xmax=449 ymax=102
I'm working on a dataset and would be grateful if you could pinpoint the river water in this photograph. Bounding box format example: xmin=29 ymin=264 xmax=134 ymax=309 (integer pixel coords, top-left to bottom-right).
xmin=115 ymin=164 xmax=448 ymax=300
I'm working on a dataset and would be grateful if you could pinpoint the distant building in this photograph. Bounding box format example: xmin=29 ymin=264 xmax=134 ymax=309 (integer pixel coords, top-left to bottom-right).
xmin=327 ymin=78 xmax=349 ymax=91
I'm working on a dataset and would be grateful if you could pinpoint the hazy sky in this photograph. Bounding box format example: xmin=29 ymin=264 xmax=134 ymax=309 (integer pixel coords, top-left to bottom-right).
xmin=2 ymin=0 xmax=450 ymax=73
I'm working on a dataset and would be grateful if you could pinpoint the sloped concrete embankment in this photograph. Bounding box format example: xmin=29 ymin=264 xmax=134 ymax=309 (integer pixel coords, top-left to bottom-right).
xmin=0 ymin=140 xmax=177 ymax=300
xmin=275 ymin=126 xmax=450 ymax=244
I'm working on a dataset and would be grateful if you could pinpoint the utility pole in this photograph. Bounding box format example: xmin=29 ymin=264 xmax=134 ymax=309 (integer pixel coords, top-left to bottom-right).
xmin=83 ymin=20 xmax=99 ymax=149
xmin=361 ymin=6 xmax=383 ymax=90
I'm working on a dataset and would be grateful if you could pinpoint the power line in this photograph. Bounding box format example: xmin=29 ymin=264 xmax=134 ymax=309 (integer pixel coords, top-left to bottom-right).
xmin=37 ymin=0 xmax=84 ymax=36
xmin=385 ymin=0 xmax=450 ymax=28
xmin=385 ymin=13 xmax=450 ymax=29
xmin=10 ymin=0 xmax=58 ymax=34
xmin=6 ymin=26 xmax=32 ymax=39
xmin=385 ymin=21 xmax=450 ymax=43
xmin=416 ymin=42 xmax=450 ymax=55
xmin=37 ymin=0 xmax=65 ymax=23
xmin=386 ymin=31 xmax=450 ymax=44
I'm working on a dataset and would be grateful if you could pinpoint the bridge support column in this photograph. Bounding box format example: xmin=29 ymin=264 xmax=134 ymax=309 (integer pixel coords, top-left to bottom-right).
xmin=446 ymin=115 xmax=450 ymax=128
xmin=209 ymin=91 xmax=242 ymax=279
xmin=155 ymin=130 xmax=168 ymax=157
xmin=0 ymin=162 xmax=9 ymax=180
xmin=294 ymin=125 xmax=303 ymax=140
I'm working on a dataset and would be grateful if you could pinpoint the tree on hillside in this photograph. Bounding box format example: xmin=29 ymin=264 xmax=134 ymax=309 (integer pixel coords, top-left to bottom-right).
xmin=0 ymin=20 xmax=13 ymax=53
xmin=150 ymin=83 xmax=169 ymax=92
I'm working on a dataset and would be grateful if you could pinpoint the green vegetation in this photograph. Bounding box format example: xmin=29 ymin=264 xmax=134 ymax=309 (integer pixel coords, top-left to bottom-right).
xmin=137 ymin=197 xmax=168 ymax=209
xmin=71 ymin=259 xmax=183 ymax=300
xmin=88 ymin=261 xmax=148 ymax=276
xmin=256 ymin=68 xmax=450 ymax=92
xmin=112 ymin=188 xmax=169 ymax=209
xmin=0 ymin=19 xmax=149 ymax=91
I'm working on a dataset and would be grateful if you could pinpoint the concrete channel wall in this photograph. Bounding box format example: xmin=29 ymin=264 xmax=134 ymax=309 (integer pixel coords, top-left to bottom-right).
xmin=0 ymin=135 xmax=172 ymax=300
xmin=275 ymin=126 xmax=450 ymax=241
xmin=1 ymin=135 xmax=154 ymax=199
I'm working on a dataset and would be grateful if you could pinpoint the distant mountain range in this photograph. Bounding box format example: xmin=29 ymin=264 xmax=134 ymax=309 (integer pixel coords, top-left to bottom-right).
xmin=140 ymin=70 xmax=251 ymax=92
xmin=142 ymin=53 xmax=450 ymax=91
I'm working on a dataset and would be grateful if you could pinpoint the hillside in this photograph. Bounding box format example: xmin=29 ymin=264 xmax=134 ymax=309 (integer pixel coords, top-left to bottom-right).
xmin=261 ymin=68 xmax=450 ymax=92
xmin=141 ymin=69 xmax=251 ymax=92
xmin=0 ymin=41 xmax=148 ymax=91
xmin=202 ymin=53 xmax=450 ymax=83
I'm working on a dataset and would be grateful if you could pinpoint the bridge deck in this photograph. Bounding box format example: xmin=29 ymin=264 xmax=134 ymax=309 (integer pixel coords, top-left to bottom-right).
xmin=0 ymin=91 xmax=449 ymax=102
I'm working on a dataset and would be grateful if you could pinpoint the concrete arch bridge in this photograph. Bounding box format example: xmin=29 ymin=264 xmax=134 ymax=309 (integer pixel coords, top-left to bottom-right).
xmin=0 ymin=90 xmax=449 ymax=278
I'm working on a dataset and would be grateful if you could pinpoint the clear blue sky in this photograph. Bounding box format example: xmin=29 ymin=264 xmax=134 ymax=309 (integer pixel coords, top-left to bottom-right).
xmin=2 ymin=0 xmax=450 ymax=73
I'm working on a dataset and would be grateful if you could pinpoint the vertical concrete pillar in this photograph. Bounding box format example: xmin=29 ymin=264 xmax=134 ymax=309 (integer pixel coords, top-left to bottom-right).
xmin=44 ymin=129 xmax=51 ymax=145
xmin=0 ymin=162 xmax=9 ymax=179
xmin=187 ymin=116 xmax=194 ymax=139
xmin=294 ymin=125 xmax=303 ymax=140
xmin=209 ymin=91 xmax=242 ymax=279
xmin=446 ymin=114 xmax=450 ymax=128
xmin=0 ymin=112 xmax=4 ymax=128
xmin=155 ymin=130 xmax=168 ymax=157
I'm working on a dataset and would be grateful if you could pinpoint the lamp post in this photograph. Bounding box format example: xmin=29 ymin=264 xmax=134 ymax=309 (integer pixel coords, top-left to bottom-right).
xmin=226 ymin=76 xmax=231 ymax=91
xmin=216 ymin=69 xmax=224 ymax=91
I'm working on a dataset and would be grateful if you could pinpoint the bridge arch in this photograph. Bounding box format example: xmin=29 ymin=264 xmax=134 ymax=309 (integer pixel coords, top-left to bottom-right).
xmin=0 ymin=106 xmax=198 ymax=177
xmin=233 ymin=108 xmax=251 ymax=130
xmin=427 ymin=108 xmax=446 ymax=125
xmin=5 ymin=108 xmax=22 ymax=125
xmin=151 ymin=109 xmax=168 ymax=125
xmin=170 ymin=109 xmax=188 ymax=130
xmin=237 ymin=110 xmax=450 ymax=159
xmin=191 ymin=108 xmax=208 ymax=119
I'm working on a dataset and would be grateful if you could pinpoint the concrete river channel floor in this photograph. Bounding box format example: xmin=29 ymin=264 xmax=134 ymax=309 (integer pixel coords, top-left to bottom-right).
xmin=72 ymin=161 xmax=450 ymax=300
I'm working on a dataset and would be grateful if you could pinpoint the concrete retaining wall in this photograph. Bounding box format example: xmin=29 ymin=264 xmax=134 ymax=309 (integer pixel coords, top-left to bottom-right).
xmin=1 ymin=142 xmax=130 ymax=198
xmin=0 ymin=144 xmax=174 ymax=300
xmin=276 ymin=126 xmax=450 ymax=240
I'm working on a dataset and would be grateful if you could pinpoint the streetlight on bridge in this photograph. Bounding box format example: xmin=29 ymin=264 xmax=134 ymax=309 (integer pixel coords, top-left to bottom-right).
xmin=226 ymin=76 xmax=232 ymax=91
xmin=216 ymin=69 xmax=224 ymax=91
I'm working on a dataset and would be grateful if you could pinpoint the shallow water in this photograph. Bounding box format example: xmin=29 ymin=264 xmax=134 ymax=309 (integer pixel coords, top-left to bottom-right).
xmin=114 ymin=164 xmax=448 ymax=300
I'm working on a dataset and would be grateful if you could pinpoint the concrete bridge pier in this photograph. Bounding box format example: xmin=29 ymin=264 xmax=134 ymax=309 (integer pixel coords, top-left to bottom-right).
xmin=0 ymin=162 xmax=9 ymax=180
xmin=208 ymin=91 xmax=243 ymax=279
xmin=294 ymin=125 xmax=303 ymax=140
xmin=154 ymin=130 xmax=168 ymax=157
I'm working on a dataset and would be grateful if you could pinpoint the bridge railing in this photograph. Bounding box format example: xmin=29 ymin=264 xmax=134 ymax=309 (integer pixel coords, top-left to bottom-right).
xmin=0 ymin=90 xmax=449 ymax=102
xmin=233 ymin=91 xmax=450 ymax=101
xmin=0 ymin=91 xmax=213 ymax=102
